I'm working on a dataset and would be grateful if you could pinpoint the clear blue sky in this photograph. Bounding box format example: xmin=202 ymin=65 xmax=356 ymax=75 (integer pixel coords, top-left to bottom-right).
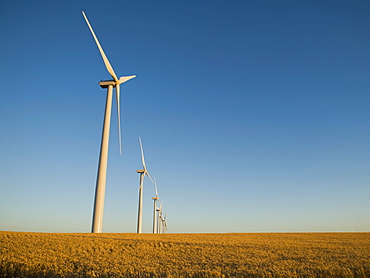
xmin=0 ymin=0 xmax=369 ymax=233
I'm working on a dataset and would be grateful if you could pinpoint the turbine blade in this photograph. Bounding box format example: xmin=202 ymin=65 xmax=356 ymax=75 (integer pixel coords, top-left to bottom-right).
xmin=82 ymin=11 xmax=118 ymax=82
xmin=139 ymin=137 xmax=146 ymax=169
xmin=138 ymin=175 xmax=143 ymax=194
xmin=116 ymin=85 xmax=122 ymax=154
xmin=154 ymin=177 xmax=158 ymax=198
xmin=146 ymin=171 xmax=154 ymax=184
xmin=164 ymin=220 xmax=168 ymax=231
xmin=118 ymin=75 xmax=137 ymax=84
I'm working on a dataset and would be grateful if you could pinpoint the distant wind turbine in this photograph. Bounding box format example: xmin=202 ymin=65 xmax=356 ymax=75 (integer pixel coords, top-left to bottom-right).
xmin=82 ymin=11 xmax=136 ymax=233
xmin=152 ymin=178 xmax=159 ymax=234
xmin=136 ymin=137 xmax=154 ymax=233
xmin=162 ymin=213 xmax=168 ymax=233
xmin=157 ymin=201 xmax=163 ymax=234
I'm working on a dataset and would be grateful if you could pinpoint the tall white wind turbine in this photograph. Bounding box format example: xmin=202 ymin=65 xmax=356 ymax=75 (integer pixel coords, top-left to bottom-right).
xmin=82 ymin=11 xmax=136 ymax=233
xmin=136 ymin=137 xmax=154 ymax=233
xmin=152 ymin=178 xmax=159 ymax=234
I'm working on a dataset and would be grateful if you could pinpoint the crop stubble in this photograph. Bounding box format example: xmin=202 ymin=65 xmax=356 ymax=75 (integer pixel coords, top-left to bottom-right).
xmin=0 ymin=232 xmax=369 ymax=277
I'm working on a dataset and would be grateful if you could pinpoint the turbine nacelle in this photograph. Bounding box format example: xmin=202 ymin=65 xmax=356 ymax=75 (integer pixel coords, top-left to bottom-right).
xmin=99 ymin=80 xmax=116 ymax=88
xmin=99 ymin=75 xmax=136 ymax=88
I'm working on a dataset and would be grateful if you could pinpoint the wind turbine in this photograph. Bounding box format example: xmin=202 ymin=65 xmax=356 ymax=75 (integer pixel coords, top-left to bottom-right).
xmin=136 ymin=137 xmax=154 ymax=233
xmin=162 ymin=213 xmax=168 ymax=233
xmin=152 ymin=178 xmax=159 ymax=234
xmin=157 ymin=201 xmax=163 ymax=234
xmin=82 ymin=11 xmax=136 ymax=233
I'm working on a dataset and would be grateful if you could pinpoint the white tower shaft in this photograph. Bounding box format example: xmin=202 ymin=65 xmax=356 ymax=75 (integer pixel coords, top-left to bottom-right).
xmin=91 ymin=84 xmax=114 ymax=233
xmin=137 ymin=173 xmax=144 ymax=233
xmin=152 ymin=199 xmax=157 ymax=234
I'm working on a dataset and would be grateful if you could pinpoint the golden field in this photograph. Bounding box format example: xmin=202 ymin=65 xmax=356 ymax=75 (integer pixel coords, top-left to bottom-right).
xmin=0 ymin=232 xmax=369 ymax=277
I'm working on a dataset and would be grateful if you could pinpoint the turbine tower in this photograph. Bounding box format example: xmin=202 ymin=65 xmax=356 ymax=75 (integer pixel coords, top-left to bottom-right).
xmin=152 ymin=178 xmax=159 ymax=234
xmin=136 ymin=137 xmax=154 ymax=233
xmin=82 ymin=11 xmax=136 ymax=233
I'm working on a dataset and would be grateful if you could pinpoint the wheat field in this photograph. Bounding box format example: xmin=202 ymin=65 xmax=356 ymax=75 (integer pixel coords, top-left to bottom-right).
xmin=0 ymin=232 xmax=369 ymax=277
